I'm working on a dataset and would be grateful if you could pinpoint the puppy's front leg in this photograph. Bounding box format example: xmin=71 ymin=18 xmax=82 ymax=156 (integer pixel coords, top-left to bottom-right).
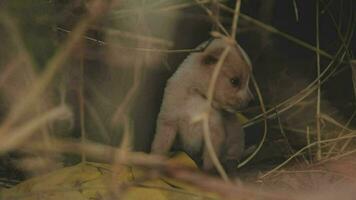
xmin=151 ymin=119 xmax=177 ymax=155
xmin=223 ymin=114 xmax=245 ymax=161
xmin=202 ymin=125 xmax=225 ymax=171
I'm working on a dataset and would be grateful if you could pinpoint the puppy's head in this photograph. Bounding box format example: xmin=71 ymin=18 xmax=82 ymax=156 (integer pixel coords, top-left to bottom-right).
xmin=191 ymin=38 xmax=253 ymax=112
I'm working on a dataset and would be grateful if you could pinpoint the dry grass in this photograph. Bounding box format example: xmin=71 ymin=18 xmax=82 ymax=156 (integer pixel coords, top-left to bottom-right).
xmin=0 ymin=0 xmax=355 ymax=199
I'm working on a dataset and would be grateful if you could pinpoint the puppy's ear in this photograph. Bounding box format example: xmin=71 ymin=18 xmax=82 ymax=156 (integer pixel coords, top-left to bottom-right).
xmin=201 ymin=54 xmax=218 ymax=65
xmin=200 ymin=48 xmax=225 ymax=67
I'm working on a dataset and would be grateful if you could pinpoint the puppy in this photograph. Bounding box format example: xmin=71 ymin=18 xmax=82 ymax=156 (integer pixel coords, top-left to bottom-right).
xmin=151 ymin=38 xmax=253 ymax=171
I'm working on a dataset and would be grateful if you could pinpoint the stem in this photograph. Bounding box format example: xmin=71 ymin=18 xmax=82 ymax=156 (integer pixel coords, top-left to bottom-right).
xmin=315 ymin=0 xmax=322 ymax=161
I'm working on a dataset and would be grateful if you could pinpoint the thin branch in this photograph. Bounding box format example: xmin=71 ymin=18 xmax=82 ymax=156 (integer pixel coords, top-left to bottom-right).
xmin=205 ymin=46 xmax=231 ymax=182
xmin=0 ymin=106 xmax=72 ymax=153
xmin=238 ymin=74 xmax=268 ymax=168
xmin=79 ymin=49 xmax=87 ymax=162
xmin=316 ymin=0 xmax=322 ymax=161
xmin=231 ymin=0 xmax=241 ymax=39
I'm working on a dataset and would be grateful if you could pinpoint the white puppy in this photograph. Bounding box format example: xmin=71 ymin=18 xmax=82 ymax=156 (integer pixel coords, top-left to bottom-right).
xmin=151 ymin=38 xmax=253 ymax=171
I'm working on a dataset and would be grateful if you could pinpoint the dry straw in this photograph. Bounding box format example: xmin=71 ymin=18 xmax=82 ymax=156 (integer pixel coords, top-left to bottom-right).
xmin=0 ymin=0 xmax=355 ymax=199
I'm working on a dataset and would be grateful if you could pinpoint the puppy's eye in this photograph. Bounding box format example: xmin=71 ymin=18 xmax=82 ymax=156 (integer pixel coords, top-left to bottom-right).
xmin=202 ymin=55 xmax=218 ymax=65
xmin=230 ymin=77 xmax=241 ymax=87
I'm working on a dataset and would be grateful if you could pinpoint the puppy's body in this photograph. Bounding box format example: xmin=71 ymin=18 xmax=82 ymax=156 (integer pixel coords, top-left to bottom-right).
xmin=151 ymin=39 xmax=252 ymax=171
